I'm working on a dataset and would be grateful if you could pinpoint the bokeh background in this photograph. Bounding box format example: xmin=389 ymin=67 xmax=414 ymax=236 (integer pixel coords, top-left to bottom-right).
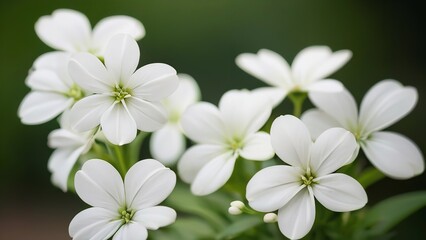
xmin=1 ymin=0 xmax=425 ymax=239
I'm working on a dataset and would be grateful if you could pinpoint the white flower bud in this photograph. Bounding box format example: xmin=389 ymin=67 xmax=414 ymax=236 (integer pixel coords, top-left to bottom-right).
xmin=230 ymin=200 xmax=245 ymax=209
xmin=263 ymin=213 xmax=278 ymax=223
xmin=228 ymin=206 xmax=242 ymax=215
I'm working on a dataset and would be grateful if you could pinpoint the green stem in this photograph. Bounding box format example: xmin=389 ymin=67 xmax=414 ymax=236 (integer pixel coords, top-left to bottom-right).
xmin=357 ymin=167 xmax=385 ymax=188
xmin=288 ymin=92 xmax=307 ymax=117
xmin=125 ymin=131 xmax=149 ymax=166
xmin=113 ymin=145 xmax=128 ymax=178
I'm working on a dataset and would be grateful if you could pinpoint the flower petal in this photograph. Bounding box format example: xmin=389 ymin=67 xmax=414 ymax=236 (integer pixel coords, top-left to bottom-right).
xmin=48 ymin=128 xmax=87 ymax=148
xmin=236 ymin=49 xmax=292 ymax=88
xmin=32 ymin=51 xmax=74 ymax=86
xmin=271 ymin=115 xmax=312 ymax=169
xmin=100 ymin=102 xmax=137 ymax=145
xmin=306 ymin=79 xmax=344 ymax=93
xmin=48 ymin=146 xmax=85 ymax=191
xmin=181 ymin=102 xmax=227 ymax=144
xmin=133 ymin=206 xmax=176 ymax=230
xmin=104 ymin=34 xmax=139 ymax=84
xmin=127 ymin=63 xmax=179 ymax=101
xmin=359 ymin=80 xmax=418 ymax=134
xmin=309 ymin=88 xmax=358 ymax=130
xmin=313 ymin=173 xmax=367 ymax=212
xmin=163 ymin=73 xmax=201 ymax=113
xmin=125 ymin=159 xmax=176 ymax=210
xmin=18 ymin=91 xmax=73 ymax=125
xmin=92 ymin=15 xmax=145 ymax=56
xmin=219 ymin=90 xmax=272 ymax=138
xmin=277 ymin=188 xmax=316 ymax=240
xmin=70 ymin=94 xmax=114 ymax=132
xmin=74 ymin=159 xmax=125 ymax=210
xmin=26 ymin=69 xmax=69 ymax=92
xmin=177 ymin=144 xmax=227 ymax=183
xmin=68 ymin=52 xmax=113 ymax=93
xmin=126 ymin=97 xmax=167 ymax=132
xmin=310 ymin=128 xmax=357 ymax=176
xmin=292 ymin=46 xmax=331 ymax=84
xmin=362 ymin=131 xmax=424 ymax=179
xmin=112 ymin=222 xmax=147 ymax=240
xmin=301 ymin=109 xmax=342 ymax=140
xmin=307 ymin=50 xmax=352 ymax=82
xmin=191 ymin=151 xmax=237 ymax=196
xmin=251 ymin=87 xmax=287 ymax=108
xmin=240 ymin=132 xmax=274 ymax=161
xmin=35 ymin=9 xmax=91 ymax=52
xmin=69 ymin=207 xmax=121 ymax=240
xmin=150 ymin=124 xmax=185 ymax=165
xmin=246 ymin=165 xmax=305 ymax=212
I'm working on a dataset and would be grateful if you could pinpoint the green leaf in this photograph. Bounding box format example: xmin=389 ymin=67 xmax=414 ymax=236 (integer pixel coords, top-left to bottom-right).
xmin=216 ymin=216 xmax=263 ymax=240
xmin=360 ymin=191 xmax=426 ymax=236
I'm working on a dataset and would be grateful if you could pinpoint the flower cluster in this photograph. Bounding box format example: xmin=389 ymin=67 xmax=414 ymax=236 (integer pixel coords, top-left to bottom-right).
xmin=19 ymin=9 xmax=424 ymax=240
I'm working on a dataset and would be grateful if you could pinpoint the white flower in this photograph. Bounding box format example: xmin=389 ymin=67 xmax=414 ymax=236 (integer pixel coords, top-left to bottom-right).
xmin=69 ymin=159 xmax=176 ymax=240
xmin=35 ymin=9 xmax=145 ymax=56
xmin=18 ymin=52 xmax=84 ymax=125
xmin=246 ymin=115 xmax=367 ymax=240
xmin=235 ymin=46 xmax=351 ymax=106
xmin=47 ymin=111 xmax=95 ymax=191
xmin=301 ymin=80 xmax=424 ymax=179
xmin=177 ymin=89 xmax=274 ymax=196
xmin=68 ymin=34 xmax=179 ymax=145
xmin=150 ymin=74 xmax=201 ymax=165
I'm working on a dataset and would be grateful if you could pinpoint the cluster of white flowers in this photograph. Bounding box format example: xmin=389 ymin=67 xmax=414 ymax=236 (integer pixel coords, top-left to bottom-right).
xmin=19 ymin=9 xmax=424 ymax=240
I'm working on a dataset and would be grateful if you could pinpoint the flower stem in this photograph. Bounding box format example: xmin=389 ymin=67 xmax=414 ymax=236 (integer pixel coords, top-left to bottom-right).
xmin=113 ymin=144 xmax=128 ymax=178
xmin=288 ymin=92 xmax=307 ymax=117
xmin=125 ymin=131 xmax=149 ymax=167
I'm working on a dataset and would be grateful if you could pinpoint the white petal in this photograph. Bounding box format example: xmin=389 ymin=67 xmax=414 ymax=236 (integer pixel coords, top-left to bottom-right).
xmin=74 ymin=159 xmax=125 ymax=209
xmin=271 ymin=115 xmax=312 ymax=169
xmin=246 ymin=165 xmax=305 ymax=212
xmin=219 ymin=90 xmax=272 ymax=138
xmin=48 ymin=128 xmax=86 ymax=148
xmin=113 ymin=222 xmax=147 ymax=240
xmin=69 ymin=207 xmax=121 ymax=240
xmin=235 ymin=49 xmax=293 ymax=87
xmin=301 ymin=109 xmax=342 ymax=140
xmin=306 ymin=79 xmax=344 ymax=93
xmin=70 ymin=94 xmax=114 ymax=132
xmin=163 ymin=73 xmax=201 ymax=113
xmin=307 ymin=50 xmax=352 ymax=82
xmin=362 ymin=131 xmax=424 ymax=179
xmin=191 ymin=152 xmax=237 ymax=196
xmin=150 ymin=124 xmax=185 ymax=165
xmin=92 ymin=15 xmax=145 ymax=55
xmin=35 ymin=9 xmax=91 ymax=52
xmin=313 ymin=173 xmax=367 ymax=212
xmin=177 ymin=144 xmax=227 ymax=183
xmin=48 ymin=146 xmax=85 ymax=191
xmin=125 ymin=159 xmax=176 ymax=210
xmin=277 ymin=188 xmax=316 ymax=240
xmin=240 ymin=132 xmax=274 ymax=161
xmin=310 ymin=128 xmax=357 ymax=176
xmin=309 ymin=88 xmax=358 ymax=130
xmin=133 ymin=206 xmax=176 ymax=230
xmin=68 ymin=53 xmax=113 ymax=93
xmin=292 ymin=46 xmax=331 ymax=84
xmin=101 ymin=102 xmax=137 ymax=145
xmin=32 ymin=51 xmax=74 ymax=86
xmin=26 ymin=69 xmax=69 ymax=92
xmin=359 ymin=80 xmax=418 ymax=134
xmin=104 ymin=34 xmax=139 ymax=84
xmin=18 ymin=91 xmax=73 ymax=125
xmin=251 ymin=87 xmax=287 ymax=108
xmin=181 ymin=102 xmax=227 ymax=144
xmin=127 ymin=63 xmax=179 ymax=101
xmin=126 ymin=97 xmax=167 ymax=132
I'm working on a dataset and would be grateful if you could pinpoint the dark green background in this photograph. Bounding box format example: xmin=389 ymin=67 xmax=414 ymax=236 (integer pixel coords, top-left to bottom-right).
xmin=1 ymin=0 xmax=425 ymax=239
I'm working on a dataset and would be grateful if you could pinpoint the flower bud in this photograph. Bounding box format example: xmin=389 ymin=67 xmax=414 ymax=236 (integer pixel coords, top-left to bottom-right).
xmin=228 ymin=206 xmax=242 ymax=215
xmin=230 ymin=200 xmax=245 ymax=209
xmin=263 ymin=213 xmax=278 ymax=223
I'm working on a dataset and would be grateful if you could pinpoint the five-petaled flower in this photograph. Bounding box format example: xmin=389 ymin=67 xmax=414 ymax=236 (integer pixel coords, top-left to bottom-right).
xmin=236 ymin=46 xmax=351 ymax=107
xmin=178 ymin=89 xmax=274 ymax=196
xmin=302 ymin=79 xmax=424 ymax=179
xmin=69 ymin=34 xmax=179 ymax=145
xmin=246 ymin=115 xmax=367 ymax=240
xmin=69 ymin=159 xmax=176 ymax=240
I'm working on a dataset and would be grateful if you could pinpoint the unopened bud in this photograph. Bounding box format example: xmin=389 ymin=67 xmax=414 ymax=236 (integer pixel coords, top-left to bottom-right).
xmin=263 ymin=213 xmax=278 ymax=223
xmin=230 ymin=200 xmax=245 ymax=209
xmin=228 ymin=206 xmax=242 ymax=215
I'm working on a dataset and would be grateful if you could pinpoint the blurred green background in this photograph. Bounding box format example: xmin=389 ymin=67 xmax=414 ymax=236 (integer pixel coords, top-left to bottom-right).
xmin=1 ymin=0 xmax=425 ymax=239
